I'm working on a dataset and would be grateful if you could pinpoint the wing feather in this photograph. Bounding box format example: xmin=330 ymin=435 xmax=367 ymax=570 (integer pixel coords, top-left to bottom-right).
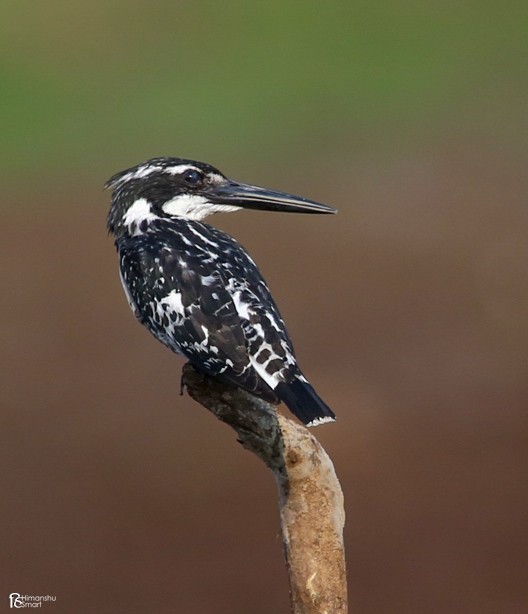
xmin=118 ymin=230 xmax=291 ymax=401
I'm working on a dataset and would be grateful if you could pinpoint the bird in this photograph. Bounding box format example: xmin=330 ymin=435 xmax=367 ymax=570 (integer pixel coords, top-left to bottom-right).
xmin=106 ymin=157 xmax=337 ymax=426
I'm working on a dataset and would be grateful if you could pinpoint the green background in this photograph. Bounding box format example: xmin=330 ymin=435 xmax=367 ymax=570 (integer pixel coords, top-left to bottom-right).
xmin=3 ymin=2 xmax=526 ymax=182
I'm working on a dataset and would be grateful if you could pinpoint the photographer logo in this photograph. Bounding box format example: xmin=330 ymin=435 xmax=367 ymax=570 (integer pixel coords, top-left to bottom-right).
xmin=9 ymin=594 xmax=57 ymax=609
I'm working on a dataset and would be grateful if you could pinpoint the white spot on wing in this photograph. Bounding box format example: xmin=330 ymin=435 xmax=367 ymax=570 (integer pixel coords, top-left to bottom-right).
xmin=265 ymin=312 xmax=282 ymax=331
xmin=229 ymin=291 xmax=295 ymax=390
xmin=119 ymin=269 xmax=138 ymax=316
xmin=200 ymin=325 xmax=210 ymax=346
xmin=250 ymin=355 xmax=283 ymax=390
xmin=232 ymin=291 xmax=252 ymax=320
xmin=159 ymin=290 xmax=185 ymax=315
xmin=201 ymin=274 xmax=218 ymax=287
xmin=250 ymin=324 xmax=288 ymax=390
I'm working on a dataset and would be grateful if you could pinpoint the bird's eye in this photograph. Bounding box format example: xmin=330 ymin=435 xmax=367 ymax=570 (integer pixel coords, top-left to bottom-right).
xmin=182 ymin=169 xmax=203 ymax=186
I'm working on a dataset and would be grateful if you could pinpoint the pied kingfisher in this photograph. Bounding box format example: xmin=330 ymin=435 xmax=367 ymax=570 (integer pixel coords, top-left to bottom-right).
xmin=106 ymin=157 xmax=336 ymax=426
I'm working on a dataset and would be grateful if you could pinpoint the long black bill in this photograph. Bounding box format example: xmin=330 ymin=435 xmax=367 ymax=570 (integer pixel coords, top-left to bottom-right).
xmin=208 ymin=180 xmax=337 ymax=214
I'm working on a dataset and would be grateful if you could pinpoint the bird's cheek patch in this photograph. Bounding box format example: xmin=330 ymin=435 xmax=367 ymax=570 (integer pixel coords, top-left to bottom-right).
xmin=162 ymin=195 xmax=210 ymax=219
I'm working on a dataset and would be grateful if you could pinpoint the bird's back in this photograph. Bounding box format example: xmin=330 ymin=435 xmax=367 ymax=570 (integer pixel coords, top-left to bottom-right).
xmin=117 ymin=218 xmax=297 ymax=402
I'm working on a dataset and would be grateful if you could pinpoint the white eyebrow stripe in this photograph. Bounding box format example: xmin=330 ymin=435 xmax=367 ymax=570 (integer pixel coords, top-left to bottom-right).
xmin=163 ymin=164 xmax=200 ymax=176
xmin=119 ymin=165 xmax=163 ymax=183
xmin=117 ymin=163 xmax=204 ymax=185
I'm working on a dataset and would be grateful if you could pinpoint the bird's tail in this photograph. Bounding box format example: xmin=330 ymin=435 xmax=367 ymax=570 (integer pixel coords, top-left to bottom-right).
xmin=274 ymin=377 xmax=336 ymax=427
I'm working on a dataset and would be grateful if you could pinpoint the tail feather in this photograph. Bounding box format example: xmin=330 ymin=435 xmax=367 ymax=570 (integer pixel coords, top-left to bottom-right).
xmin=274 ymin=377 xmax=336 ymax=427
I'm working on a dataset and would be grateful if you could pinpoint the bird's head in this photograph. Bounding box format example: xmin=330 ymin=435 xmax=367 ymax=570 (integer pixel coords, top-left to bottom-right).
xmin=106 ymin=157 xmax=336 ymax=237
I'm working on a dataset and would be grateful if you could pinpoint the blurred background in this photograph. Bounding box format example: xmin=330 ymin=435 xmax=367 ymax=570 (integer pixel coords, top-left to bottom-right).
xmin=2 ymin=2 xmax=527 ymax=612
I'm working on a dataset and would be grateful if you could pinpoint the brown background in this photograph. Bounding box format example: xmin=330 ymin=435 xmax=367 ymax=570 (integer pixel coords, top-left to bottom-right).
xmin=3 ymin=141 xmax=527 ymax=613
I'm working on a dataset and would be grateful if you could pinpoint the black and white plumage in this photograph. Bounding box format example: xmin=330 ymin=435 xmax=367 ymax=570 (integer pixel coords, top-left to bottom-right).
xmin=106 ymin=157 xmax=336 ymax=426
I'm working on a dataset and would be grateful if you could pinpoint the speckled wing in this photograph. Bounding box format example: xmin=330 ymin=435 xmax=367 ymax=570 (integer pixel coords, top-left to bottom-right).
xmin=116 ymin=232 xmax=293 ymax=402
